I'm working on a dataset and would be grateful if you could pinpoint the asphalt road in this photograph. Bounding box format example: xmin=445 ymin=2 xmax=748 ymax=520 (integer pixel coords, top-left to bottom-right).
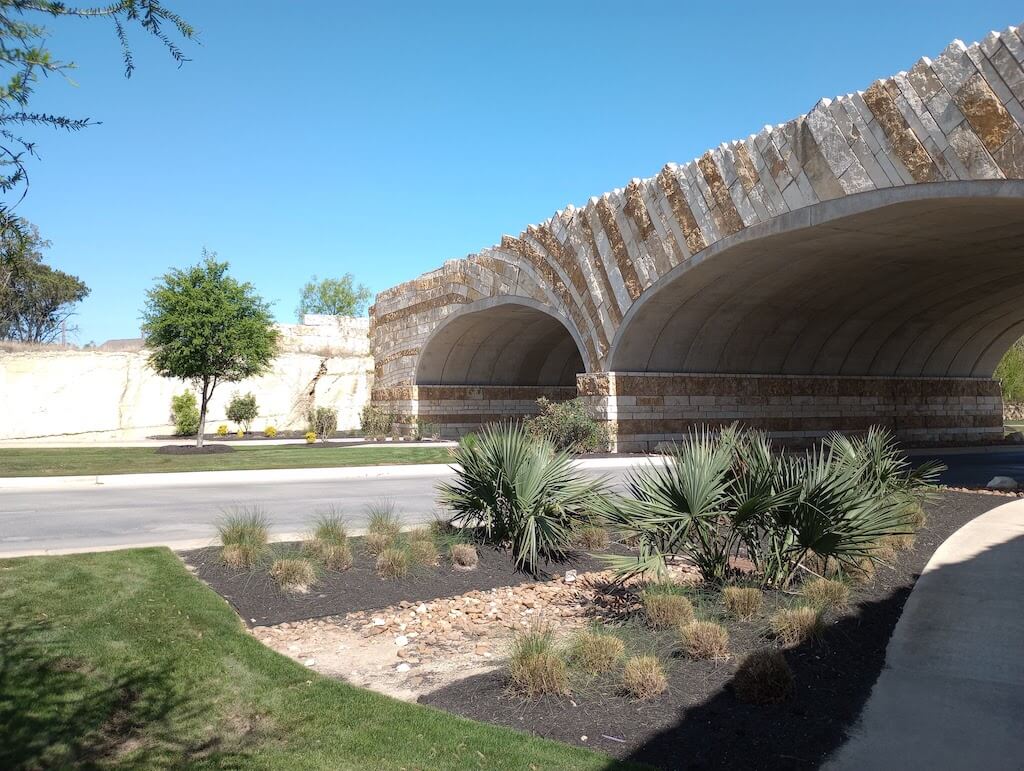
xmin=0 ymin=464 xmax=638 ymax=556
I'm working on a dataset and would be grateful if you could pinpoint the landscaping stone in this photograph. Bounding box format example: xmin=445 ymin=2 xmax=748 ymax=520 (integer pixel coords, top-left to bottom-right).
xmin=986 ymin=475 xmax=1018 ymax=490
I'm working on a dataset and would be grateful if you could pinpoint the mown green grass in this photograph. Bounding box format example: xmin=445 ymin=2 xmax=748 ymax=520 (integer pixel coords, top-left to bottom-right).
xmin=0 ymin=548 xmax=631 ymax=770
xmin=0 ymin=445 xmax=453 ymax=477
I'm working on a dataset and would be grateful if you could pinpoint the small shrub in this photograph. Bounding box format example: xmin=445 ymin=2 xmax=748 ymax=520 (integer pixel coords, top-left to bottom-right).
xmin=450 ymin=543 xmax=479 ymax=569
xmin=621 ymin=655 xmax=667 ymax=700
xmin=678 ymin=620 xmax=729 ymax=659
xmin=170 ymin=391 xmax=200 ymax=436
xmin=367 ymin=502 xmax=402 ymax=540
xmin=218 ymin=507 xmax=268 ymax=569
xmin=770 ymin=606 xmax=825 ymax=647
xmin=360 ymin=404 xmax=393 ymax=438
xmin=216 ymin=424 xmax=229 ymax=436
xmin=575 ymin=526 xmax=610 ymax=550
xmin=226 ymin=392 xmax=258 ymax=433
xmin=363 ymin=532 xmax=394 ymax=556
xmin=723 ymin=586 xmax=763 ymax=620
xmin=376 ymin=547 xmax=409 ymax=579
xmin=304 ymin=431 xmax=317 ymax=444
xmin=270 ymin=558 xmax=316 ymax=592
xmin=236 ymin=429 xmax=245 ymax=438
xmin=733 ymin=649 xmax=793 ymax=704
xmin=308 ymin=406 xmax=338 ymax=442
xmin=568 ymin=630 xmax=625 ymax=674
xmin=801 ymin=577 xmax=849 ymax=611
xmin=264 ymin=425 xmax=277 ymax=438
xmin=523 ymin=397 xmax=609 ymax=453
xmin=641 ymin=589 xmax=694 ymax=629
xmin=409 ymin=539 xmax=439 ymax=567
xmin=507 ymin=627 xmax=569 ymax=697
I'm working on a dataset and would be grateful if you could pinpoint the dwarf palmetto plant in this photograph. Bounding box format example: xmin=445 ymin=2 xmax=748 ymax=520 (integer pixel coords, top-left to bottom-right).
xmin=437 ymin=423 xmax=607 ymax=576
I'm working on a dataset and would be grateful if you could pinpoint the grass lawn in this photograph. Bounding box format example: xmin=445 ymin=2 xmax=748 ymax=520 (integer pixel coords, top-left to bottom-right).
xmin=0 ymin=445 xmax=454 ymax=478
xmin=0 ymin=548 xmax=630 ymax=770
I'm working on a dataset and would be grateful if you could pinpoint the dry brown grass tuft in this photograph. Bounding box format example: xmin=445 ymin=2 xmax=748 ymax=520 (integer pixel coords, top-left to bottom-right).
xmin=375 ymin=547 xmax=410 ymax=579
xmin=507 ymin=628 xmax=569 ymax=697
xmin=408 ymin=539 xmax=439 ymax=567
xmin=641 ymin=590 xmax=695 ymax=629
xmin=575 ymin=526 xmax=610 ymax=550
xmin=803 ymin=552 xmax=839 ymax=578
xmin=270 ymin=558 xmax=316 ymax=592
xmin=363 ymin=532 xmax=395 ymax=556
xmin=221 ymin=543 xmax=262 ymax=570
xmin=846 ymin=557 xmax=876 ymax=585
xmin=801 ymin=577 xmax=850 ymax=611
xmin=568 ymin=630 xmax=625 ymax=674
xmin=881 ymin=533 xmax=916 ymax=553
xmin=306 ymin=515 xmax=352 ymax=570
xmin=722 ymin=586 xmax=763 ymax=620
xmin=621 ymin=655 xmax=668 ymax=700
xmin=770 ymin=606 xmax=825 ymax=647
xmin=733 ymin=648 xmax=794 ymax=704
xmin=678 ymin=620 xmax=730 ymax=659
xmin=450 ymin=543 xmax=479 ymax=570
xmin=314 ymin=541 xmax=353 ymax=571
xmin=903 ymin=503 xmax=927 ymax=530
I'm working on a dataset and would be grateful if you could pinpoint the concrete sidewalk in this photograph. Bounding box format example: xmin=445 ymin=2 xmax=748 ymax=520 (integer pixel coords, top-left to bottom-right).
xmin=827 ymin=499 xmax=1024 ymax=770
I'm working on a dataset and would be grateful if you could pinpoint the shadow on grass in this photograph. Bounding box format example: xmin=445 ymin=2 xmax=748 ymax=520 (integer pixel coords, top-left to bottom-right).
xmin=0 ymin=620 xmax=261 ymax=769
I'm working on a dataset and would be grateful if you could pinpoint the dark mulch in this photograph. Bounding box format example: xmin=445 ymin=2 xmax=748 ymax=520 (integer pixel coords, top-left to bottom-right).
xmin=181 ymin=539 xmax=630 ymax=627
xmin=419 ymin=490 xmax=1005 ymax=770
xmin=154 ymin=444 xmax=235 ymax=455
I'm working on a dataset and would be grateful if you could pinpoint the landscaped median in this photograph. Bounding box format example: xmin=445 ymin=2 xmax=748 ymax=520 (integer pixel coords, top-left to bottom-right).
xmin=0 ymin=546 xmax=630 ymax=770
xmin=0 ymin=444 xmax=454 ymax=478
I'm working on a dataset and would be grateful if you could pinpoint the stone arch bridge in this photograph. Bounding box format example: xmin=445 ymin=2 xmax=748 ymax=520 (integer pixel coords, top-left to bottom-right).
xmin=371 ymin=25 xmax=1024 ymax=450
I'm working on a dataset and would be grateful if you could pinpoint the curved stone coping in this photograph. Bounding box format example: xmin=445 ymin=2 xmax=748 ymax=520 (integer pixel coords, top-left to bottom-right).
xmin=828 ymin=498 xmax=1024 ymax=769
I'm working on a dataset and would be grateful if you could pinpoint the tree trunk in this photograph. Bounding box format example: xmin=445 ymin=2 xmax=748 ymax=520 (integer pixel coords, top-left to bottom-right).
xmin=196 ymin=378 xmax=209 ymax=448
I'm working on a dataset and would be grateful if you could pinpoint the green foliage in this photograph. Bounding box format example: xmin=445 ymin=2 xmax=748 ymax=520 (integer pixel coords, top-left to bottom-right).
xmin=308 ymin=406 xmax=337 ymax=442
xmin=524 ymin=398 xmax=608 ymax=454
xmin=226 ymin=392 xmax=258 ymax=433
xmin=0 ymin=219 xmax=88 ymax=342
xmin=360 ymin=404 xmax=393 ymax=438
xmin=141 ymin=252 xmax=278 ymax=447
xmin=995 ymin=337 xmax=1024 ymax=402
xmin=438 ymin=424 xmax=607 ymax=576
xmin=600 ymin=424 xmax=944 ymax=587
xmin=169 ymin=391 xmax=199 ymax=436
xmin=507 ymin=626 xmax=569 ymax=697
xmin=217 ymin=506 xmax=269 ymax=568
xmin=296 ymin=273 xmax=372 ymax=319
xmin=0 ymin=2 xmax=194 ymax=231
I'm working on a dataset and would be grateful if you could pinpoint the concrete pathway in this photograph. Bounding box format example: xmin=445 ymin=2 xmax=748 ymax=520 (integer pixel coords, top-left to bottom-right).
xmin=0 ymin=457 xmax=654 ymax=557
xmin=828 ymin=499 xmax=1024 ymax=770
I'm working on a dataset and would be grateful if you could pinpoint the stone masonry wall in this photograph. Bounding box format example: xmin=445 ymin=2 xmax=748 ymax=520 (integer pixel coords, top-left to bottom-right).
xmin=578 ymin=372 xmax=1003 ymax=451
xmin=0 ymin=318 xmax=374 ymax=441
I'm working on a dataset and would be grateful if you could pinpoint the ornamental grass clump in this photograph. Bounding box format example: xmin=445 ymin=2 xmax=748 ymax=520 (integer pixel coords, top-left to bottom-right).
xmin=770 ymin=606 xmax=825 ymax=647
xmin=733 ymin=648 xmax=794 ymax=704
xmin=507 ymin=627 xmax=569 ymax=697
xmin=568 ymin=630 xmax=625 ymax=674
xmin=801 ymin=577 xmax=849 ymax=611
xmin=678 ymin=620 xmax=730 ymax=660
xmin=575 ymin=525 xmax=610 ymax=550
xmin=376 ymin=547 xmax=409 ymax=580
xmin=306 ymin=514 xmax=352 ymax=571
xmin=218 ymin=507 xmax=269 ymax=569
xmin=367 ymin=501 xmax=403 ymax=541
xmin=439 ymin=424 xmax=607 ymax=576
xmin=722 ymin=586 xmax=763 ymax=620
xmin=409 ymin=539 xmax=439 ymax=567
xmin=641 ymin=588 xmax=694 ymax=629
xmin=450 ymin=543 xmax=479 ymax=570
xmin=621 ymin=655 xmax=667 ymax=700
xmin=270 ymin=558 xmax=316 ymax=592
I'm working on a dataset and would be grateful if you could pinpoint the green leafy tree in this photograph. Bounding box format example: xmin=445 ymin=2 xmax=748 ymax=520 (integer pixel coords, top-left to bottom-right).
xmin=0 ymin=1 xmax=195 ymax=233
xmin=995 ymin=338 xmax=1024 ymax=403
xmin=142 ymin=252 xmax=279 ymax=447
xmin=296 ymin=273 xmax=372 ymax=319
xmin=0 ymin=217 xmax=88 ymax=342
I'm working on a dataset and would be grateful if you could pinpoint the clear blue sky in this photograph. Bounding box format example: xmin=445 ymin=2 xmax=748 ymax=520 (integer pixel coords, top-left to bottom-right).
xmin=18 ymin=1 xmax=1023 ymax=343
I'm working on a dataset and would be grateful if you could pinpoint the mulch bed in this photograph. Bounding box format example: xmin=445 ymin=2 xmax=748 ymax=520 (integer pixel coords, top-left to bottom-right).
xmin=181 ymin=540 xmax=629 ymax=627
xmin=419 ymin=490 xmax=1006 ymax=770
xmin=154 ymin=444 xmax=235 ymax=455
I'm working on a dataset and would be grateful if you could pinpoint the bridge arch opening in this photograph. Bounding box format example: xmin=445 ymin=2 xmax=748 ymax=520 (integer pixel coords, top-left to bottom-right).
xmin=609 ymin=182 xmax=1024 ymax=379
xmin=416 ymin=298 xmax=587 ymax=387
